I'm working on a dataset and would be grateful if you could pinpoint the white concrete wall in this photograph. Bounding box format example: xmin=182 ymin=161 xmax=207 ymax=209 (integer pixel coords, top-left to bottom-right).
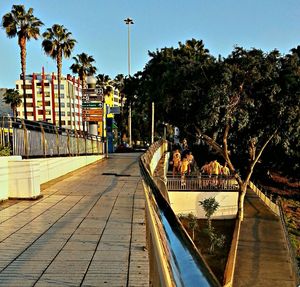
xmin=9 ymin=159 xmax=40 ymax=199
xmin=0 ymin=155 xmax=104 ymax=200
xmin=31 ymin=155 xmax=104 ymax=184
xmin=0 ymin=156 xmax=22 ymax=201
xmin=168 ymin=191 xmax=238 ymax=219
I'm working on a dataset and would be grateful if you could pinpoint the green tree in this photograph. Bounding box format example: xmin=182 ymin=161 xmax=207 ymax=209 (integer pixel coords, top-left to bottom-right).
xmin=207 ymin=227 xmax=226 ymax=254
xmin=2 ymin=89 xmax=22 ymax=118
xmin=196 ymin=48 xmax=298 ymax=220
xmin=123 ymin=73 xmax=151 ymax=143
xmin=199 ymin=197 xmax=219 ymax=230
xmin=199 ymin=197 xmax=224 ymax=254
xmin=112 ymin=74 xmax=126 ymax=141
xmin=187 ymin=213 xmax=198 ymax=241
xmin=123 ymin=40 xmax=299 ymax=220
xmin=70 ymin=53 xmax=97 ymax=90
xmin=2 ymin=4 xmax=43 ymax=119
xmin=42 ymin=24 xmax=76 ymax=128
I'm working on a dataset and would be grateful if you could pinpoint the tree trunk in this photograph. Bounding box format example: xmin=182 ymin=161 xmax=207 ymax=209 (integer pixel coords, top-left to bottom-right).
xmin=208 ymin=217 xmax=212 ymax=230
xmin=19 ymin=36 xmax=27 ymax=119
xmin=82 ymin=76 xmax=86 ymax=134
xmin=12 ymin=105 xmax=16 ymax=119
xmin=57 ymin=51 xmax=62 ymax=129
xmin=238 ymin=183 xmax=248 ymax=221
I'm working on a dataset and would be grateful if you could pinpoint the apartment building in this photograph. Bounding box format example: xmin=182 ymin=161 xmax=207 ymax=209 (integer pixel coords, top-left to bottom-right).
xmin=16 ymin=70 xmax=83 ymax=131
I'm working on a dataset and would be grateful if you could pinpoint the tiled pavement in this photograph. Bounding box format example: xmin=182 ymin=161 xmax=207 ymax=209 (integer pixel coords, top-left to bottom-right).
xmin=0 ymin=153 xmax=149 ymax=287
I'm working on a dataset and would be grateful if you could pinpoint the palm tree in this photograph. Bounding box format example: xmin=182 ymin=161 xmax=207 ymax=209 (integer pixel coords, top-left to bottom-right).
xmin=2 ymin=4 xmax=44 ymax=119
xmin=42 ymin=24 xmax=76 ymax=128
xmin=96 ymin=74 xmax=114 ymax=102
xmin=70 ymin=53 xmax=96 ymax=132
xmin=3 ymin=89 xmax=22 ymax=118
xmin=113 ymin=73 xmax=125 ymax=105
xmin=70 ymin=53 xmax=97 ymax=89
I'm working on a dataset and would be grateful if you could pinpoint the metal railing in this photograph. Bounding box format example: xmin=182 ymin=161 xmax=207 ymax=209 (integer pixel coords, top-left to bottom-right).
xmin=167 ymin=174 xmax=239 ymax=191
xmin=141 ymin=141 xmax=221 ymax=287
xmin=249 ymin=181 xmax=280 ymax=216
xmin=278 ymin=202 xmax=300 ymax=285
xmin=249 ymin=180 xmax=299 ymax=284
xmin=0 ymin=116 xmax=104 ymax=157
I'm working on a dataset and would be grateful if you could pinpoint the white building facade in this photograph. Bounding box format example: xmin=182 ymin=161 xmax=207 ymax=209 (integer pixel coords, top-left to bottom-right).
xmin=16 ymin=71 xmax=83 ymax=131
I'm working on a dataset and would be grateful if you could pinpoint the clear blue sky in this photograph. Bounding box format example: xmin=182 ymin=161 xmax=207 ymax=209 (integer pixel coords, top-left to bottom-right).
xmin=0 ymin=0 xmax=299 ymax=88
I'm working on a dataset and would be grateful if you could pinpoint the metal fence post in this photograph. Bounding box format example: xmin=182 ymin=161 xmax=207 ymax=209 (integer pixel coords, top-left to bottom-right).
xmin=55 ymin=126 xmax=60 ymax=155
xmin=67 ymin=130 xmax=71 ymax=156
xmin=75 ymin=130 xmax=79 ymax=156
xmin=8 ymin=116 xmax=13 ymax=154
xmin=39 ymin=123 xmax=46 ymax=157
xmin=0 ymin=116 xmax=4 ymax=147
xmin=21 ymin=119 xmax=29 ymax=158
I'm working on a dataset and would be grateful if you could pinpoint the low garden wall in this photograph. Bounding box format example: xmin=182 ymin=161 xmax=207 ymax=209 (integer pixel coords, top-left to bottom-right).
xmin=0 ymin=155 xmax=105 ymax=201
xmin=168 ymin=191 xmax=238 ymax=219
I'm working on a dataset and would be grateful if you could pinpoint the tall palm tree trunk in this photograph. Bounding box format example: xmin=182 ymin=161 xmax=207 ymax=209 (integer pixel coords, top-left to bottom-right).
xmin=57 ymin=51 xmax=62 ymax=128
xmin=11 ymin=104 xmax=16 ymax=118
xmin=19 ymin=37 xmax=27 ymax=119
xmin=81 ymin=76 xmax=86 ymax=133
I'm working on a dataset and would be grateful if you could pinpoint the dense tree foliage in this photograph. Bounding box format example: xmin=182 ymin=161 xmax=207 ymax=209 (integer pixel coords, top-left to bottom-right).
xmin=123 ymin=39 xmax=300 ymax=219
xmin=124 ymin=39 xmax=299 ymax=174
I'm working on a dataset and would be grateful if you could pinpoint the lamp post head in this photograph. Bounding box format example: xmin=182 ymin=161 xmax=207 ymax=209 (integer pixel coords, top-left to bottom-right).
xmin=124 ymin=17 xmax=134 ymax=25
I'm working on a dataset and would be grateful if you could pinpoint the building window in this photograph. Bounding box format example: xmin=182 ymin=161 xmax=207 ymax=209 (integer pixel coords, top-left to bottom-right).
xmin=26 ymin=103 xmax=33 ymax=107
xmin=54 ymin=85 xmax=65 ymax=90
xmin=21 ymin=84 xmax=32 ymax=89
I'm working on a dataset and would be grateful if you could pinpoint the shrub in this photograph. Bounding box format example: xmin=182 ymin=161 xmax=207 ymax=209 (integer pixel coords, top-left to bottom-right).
xmin=0 ymin=145 xmax=11 ymax=156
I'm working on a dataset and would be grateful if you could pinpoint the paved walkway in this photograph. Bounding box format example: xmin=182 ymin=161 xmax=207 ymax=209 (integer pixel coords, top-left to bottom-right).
xmin=0 ymin=153 xmax=149 ymax=287
xmin=233 ymin=190 xmax=296 ymax=287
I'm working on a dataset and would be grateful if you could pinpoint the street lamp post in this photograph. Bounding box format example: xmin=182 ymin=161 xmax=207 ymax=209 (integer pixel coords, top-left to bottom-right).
xmin=124 ymin=17 xmax=134 ymax=147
